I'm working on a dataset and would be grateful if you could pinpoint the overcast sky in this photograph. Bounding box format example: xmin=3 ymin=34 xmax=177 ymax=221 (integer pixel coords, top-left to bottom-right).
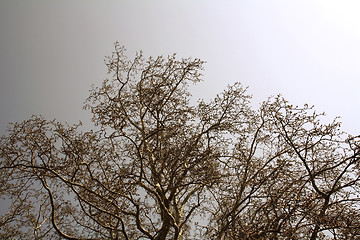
xmin=0 ymin=0 xmax=359 ymax=136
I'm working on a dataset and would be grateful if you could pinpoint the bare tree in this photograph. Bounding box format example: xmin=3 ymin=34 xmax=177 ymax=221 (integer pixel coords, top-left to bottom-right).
xmin=205 ymin=96 xmax=360 ymax=239
xmin=1 ymin=43 xmax=359 ymax=239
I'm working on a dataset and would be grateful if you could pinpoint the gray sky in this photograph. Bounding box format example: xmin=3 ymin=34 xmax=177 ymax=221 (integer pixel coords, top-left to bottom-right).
xmin=0 ymin=0 xmax=359 ymax=135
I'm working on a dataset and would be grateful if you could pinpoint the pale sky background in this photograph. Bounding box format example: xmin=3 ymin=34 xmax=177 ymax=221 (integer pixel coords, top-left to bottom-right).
xmin=0 ymin=0 xmax=359 ymax=136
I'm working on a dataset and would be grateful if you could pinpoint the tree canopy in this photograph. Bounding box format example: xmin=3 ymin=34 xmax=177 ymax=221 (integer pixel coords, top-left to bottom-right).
xmin=1 ymin=43 xmax=359 ymax=239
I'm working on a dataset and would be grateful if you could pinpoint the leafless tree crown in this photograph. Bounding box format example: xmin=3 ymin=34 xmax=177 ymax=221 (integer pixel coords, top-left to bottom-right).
xmin=1 ymin=43 xmax=359 ymax=239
